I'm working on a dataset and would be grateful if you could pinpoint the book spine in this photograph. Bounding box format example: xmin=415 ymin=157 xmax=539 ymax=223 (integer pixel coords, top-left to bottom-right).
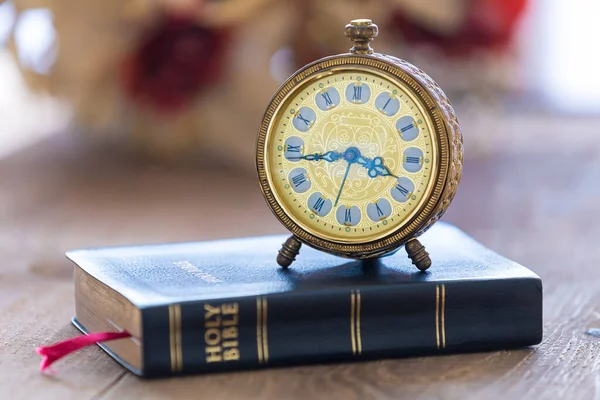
xmin=140 ymin=277 xmax=542 ymax=377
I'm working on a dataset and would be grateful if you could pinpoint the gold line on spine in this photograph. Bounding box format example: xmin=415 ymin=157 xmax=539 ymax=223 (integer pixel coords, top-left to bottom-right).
xmin=262 ymin=297 xmax=269 ymax=363
xmin=441 ymin=284 xmax=446 ymax=349
xmin=169 ymin=305 xmax=176 ymax=371
xmin=176 ymin=304 xmax=182 ymax=371
xmin=169 ymin=305 xmax=183 ymax=372
xmin=435 ymin=285 xmax=440 ymax=349
xmin=356 ymin=290 xmax=362 ymax=355
xmin=350 ymin=291 xmax=357 ymax=355
xmin=256 ymin=297 xmax=263 ymax=364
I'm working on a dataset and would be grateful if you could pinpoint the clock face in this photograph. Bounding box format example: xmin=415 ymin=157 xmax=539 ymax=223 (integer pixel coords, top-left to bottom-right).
xmin=264 ymin=68 xmax=439 ymax=244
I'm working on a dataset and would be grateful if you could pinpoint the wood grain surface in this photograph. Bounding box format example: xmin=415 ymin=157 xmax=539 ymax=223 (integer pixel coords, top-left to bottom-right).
xmin=1 ymin=121 xmax=600 ymax=399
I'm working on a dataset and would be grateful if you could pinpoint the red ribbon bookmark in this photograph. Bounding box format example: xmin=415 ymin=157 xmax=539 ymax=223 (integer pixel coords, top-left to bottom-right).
xmin=36 ymin=331 xmax=131 ymax=372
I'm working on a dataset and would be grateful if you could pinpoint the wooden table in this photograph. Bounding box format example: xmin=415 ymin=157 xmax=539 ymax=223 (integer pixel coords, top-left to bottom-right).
xmin=1 ymin=121 xmax=599 ymax=399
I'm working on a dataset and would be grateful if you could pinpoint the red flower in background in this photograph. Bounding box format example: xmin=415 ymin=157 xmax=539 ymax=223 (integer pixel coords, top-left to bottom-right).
xmin=392 ymin=0 xmax=527 ymax=56
xmin=121 ymin=16 xmax=229 ymax=113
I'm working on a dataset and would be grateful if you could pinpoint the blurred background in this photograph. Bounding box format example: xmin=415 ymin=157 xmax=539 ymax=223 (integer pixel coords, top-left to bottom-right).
xmin=1 ymin=0 xmax=599 ymax=163
xmin=0 ymin=0 xmax=599 ymax=260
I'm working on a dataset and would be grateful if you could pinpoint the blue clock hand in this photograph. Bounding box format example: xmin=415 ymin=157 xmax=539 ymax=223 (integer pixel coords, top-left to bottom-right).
xmin=334 ymin=161 xmax=352 ymax=207
xmin=357 ymin=154 xmax=398 ymax=178
xmin=333 ymin=147 xmax=364 ymax=206
xmin=306 ymin=151 xmax=343 ymax=162
xmin=288 ymin=150 xmax=343 ymax=162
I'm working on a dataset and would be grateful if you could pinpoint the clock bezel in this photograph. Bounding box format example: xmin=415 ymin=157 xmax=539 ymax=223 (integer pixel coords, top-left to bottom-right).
xmin=256 ymin=53 xmax=462 ymax=259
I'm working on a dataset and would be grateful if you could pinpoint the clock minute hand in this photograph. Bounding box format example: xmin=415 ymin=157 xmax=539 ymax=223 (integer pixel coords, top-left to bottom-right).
xmin=290 ymin=150 xmax=343 ymax=162
xmin=334 ymin=161 xmax=352 ymax=207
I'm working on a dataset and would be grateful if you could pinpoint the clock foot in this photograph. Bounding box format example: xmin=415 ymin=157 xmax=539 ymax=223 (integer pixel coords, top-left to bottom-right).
xmin=405 ymin=239 xmax=431 ymax=271
xmin=277 ymin=235 xmax=302 ymax=268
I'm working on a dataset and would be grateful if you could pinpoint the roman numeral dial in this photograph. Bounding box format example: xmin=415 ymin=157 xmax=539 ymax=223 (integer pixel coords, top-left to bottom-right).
xmin=403 ymin=147 xmax=425 ymax=173
xmin=292 ymin=107 xmax=316 ymax=133
xmin=307 ymin=192 xmax=332 ymax=217
xmin=336 ymin=205 xmax=361 ymax=227
xmin=316 ymin=87 xmax=341 ymax=111
xmin=284 ymin=136 xmax=304 ymax=162
xmin=267 ymin=70 xmax=437 ymax=242
xmin=345 ymin=82 xmax=370 ymax=104
xmin=396 ymin=116 xmax=419 ymax=141
xmin=288 ymin=168 xmax=311 ymax=193
xmin=375 ymin=92 xmax=400 ymax=116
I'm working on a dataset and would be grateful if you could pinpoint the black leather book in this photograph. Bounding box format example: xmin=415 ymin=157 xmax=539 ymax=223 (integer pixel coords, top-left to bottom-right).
xmin=68 ymin=222 xmax=542 ymax=377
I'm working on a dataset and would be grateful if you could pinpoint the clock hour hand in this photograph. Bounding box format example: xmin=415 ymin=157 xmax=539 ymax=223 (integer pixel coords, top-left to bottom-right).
xmin=356 ymin=154 xmax=398 ymax=178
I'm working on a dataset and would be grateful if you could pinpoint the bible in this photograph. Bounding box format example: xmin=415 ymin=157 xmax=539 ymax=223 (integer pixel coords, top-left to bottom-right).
xmin=68 ymin=222 xmax=542 ymax=377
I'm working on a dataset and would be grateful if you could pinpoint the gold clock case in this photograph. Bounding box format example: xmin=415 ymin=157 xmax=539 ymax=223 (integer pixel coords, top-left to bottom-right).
xmin=256 ymin=53 xmax=463 ymax=260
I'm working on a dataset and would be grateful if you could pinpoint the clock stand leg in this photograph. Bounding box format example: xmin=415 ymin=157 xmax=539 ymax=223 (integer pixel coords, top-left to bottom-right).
xmin=277 ymin=235 xmax=302 ymax=268
xmin=405 ymin=239 xmax=431 ymax=271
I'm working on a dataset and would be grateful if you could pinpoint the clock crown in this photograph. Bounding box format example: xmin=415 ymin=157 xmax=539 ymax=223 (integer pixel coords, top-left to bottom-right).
xmin=345 ymin=19 xmax=378 ymax=55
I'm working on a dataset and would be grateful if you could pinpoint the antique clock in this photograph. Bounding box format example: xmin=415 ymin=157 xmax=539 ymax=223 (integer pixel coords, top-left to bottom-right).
xmin=256 ymin=19 xmax=463 ymax=271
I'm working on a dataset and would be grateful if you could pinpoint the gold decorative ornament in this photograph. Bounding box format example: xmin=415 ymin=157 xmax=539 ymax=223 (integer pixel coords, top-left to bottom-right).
xmin=256 ymin=19 xmax=463 ymax=271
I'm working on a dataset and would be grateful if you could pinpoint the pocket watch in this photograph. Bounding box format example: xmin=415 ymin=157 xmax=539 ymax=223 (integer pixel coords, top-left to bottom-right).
xmin=256 ymin=19 xmax=463 ymax=271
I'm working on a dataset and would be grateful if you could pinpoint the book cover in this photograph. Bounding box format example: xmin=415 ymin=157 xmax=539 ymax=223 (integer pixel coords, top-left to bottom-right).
xmin=67 ymin=222 xmax=543 ymax=377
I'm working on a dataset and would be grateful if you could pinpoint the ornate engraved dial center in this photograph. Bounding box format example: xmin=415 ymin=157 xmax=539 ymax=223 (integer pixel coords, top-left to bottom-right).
xmin=308 ymin=107 xmax=400 ymax=203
